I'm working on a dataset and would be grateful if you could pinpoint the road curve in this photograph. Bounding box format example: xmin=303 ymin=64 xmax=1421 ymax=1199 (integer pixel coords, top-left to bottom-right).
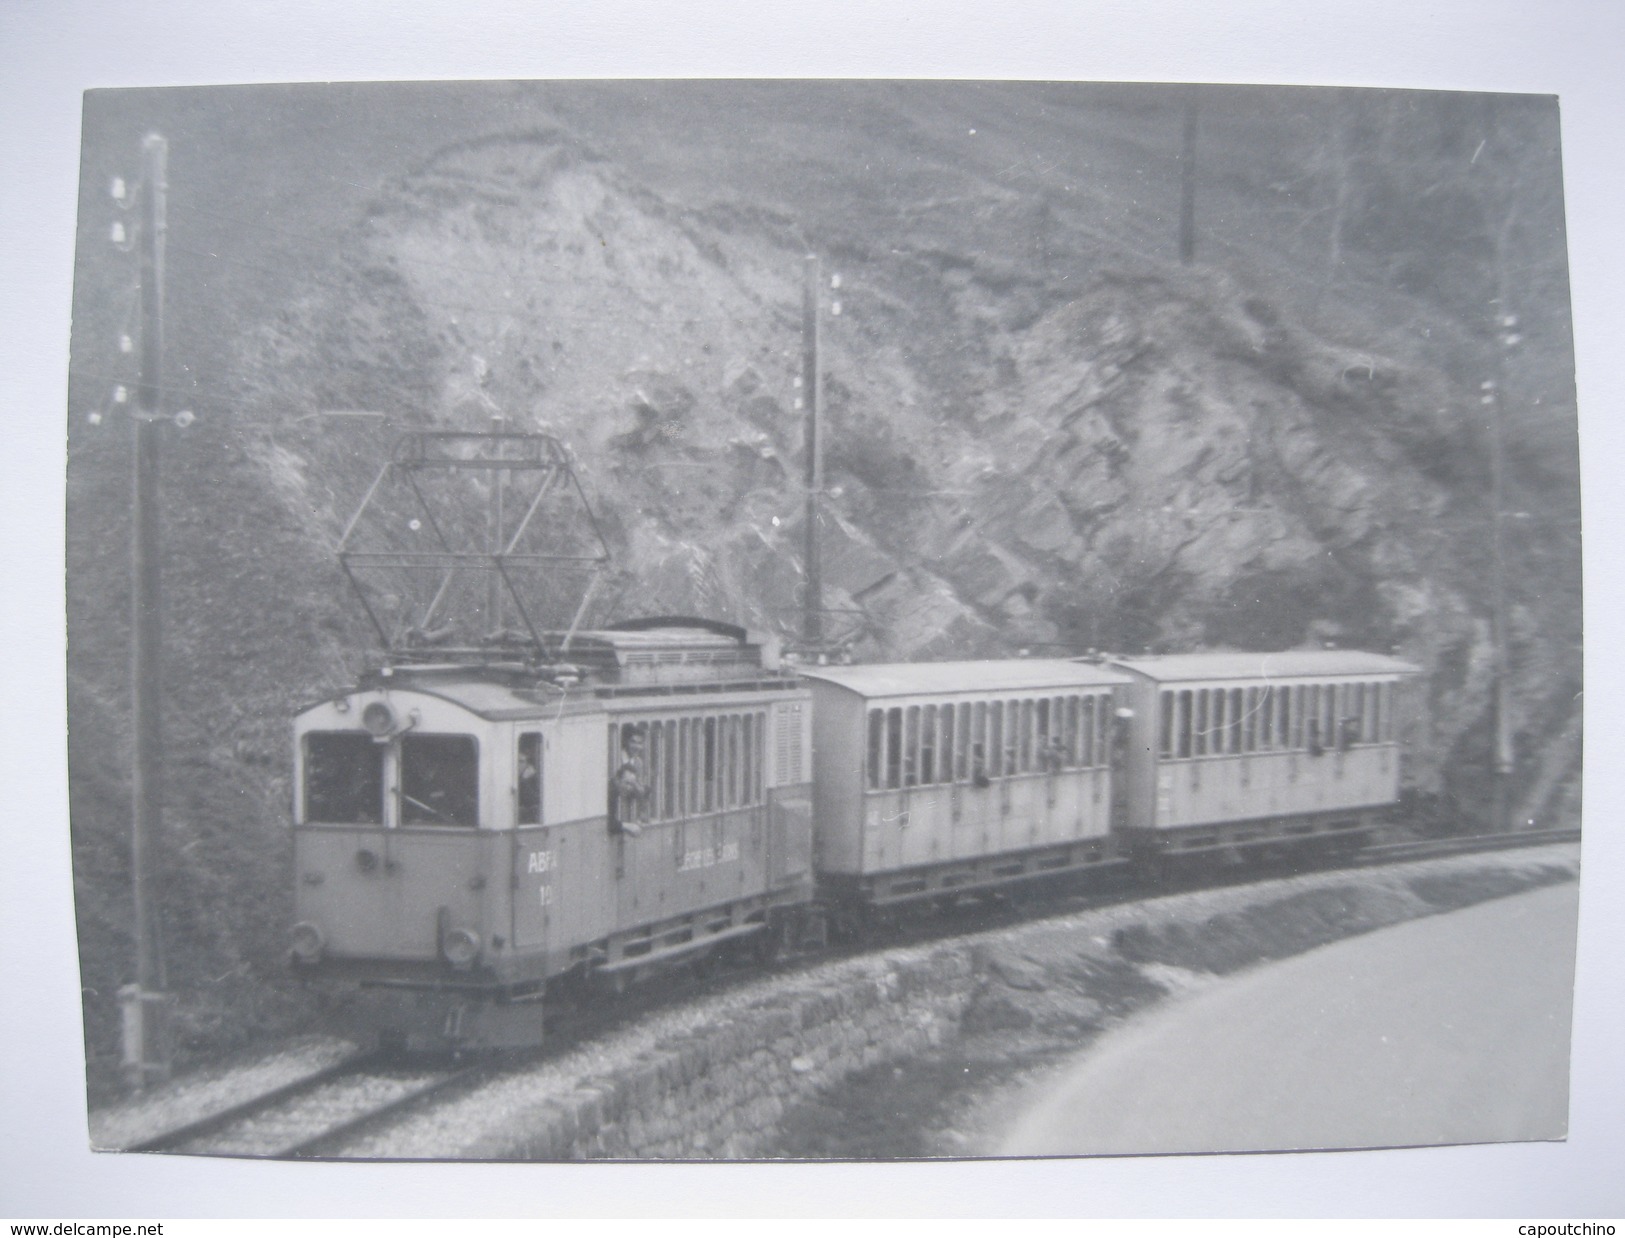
xmin=996 ymin=880 xmax=1578 ymax=1157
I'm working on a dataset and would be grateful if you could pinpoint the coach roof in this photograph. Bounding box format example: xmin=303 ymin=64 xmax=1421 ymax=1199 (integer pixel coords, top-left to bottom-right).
xmin=801 ymin=659 xmax=1130 ymax=700
xmin=1108 ymin=650 xmax=1420 ymax=684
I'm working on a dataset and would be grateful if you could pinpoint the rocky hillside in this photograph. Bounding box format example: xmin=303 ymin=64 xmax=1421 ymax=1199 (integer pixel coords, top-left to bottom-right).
xmin=66 ymin=82 xmax=1580 ymax=1089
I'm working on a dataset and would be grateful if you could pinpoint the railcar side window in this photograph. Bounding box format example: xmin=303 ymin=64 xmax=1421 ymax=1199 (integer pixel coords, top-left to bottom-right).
xmin=677 ymin=719 xmax=691 ymax=816
xmin=616 ymin=712 xmax=772 ymax=820
xmin=716 ymin=717 xmax=730 ymax=809
xmin=920 ymin=705 xmax=936 ymax=784
xmin=733 ymin=715 xmax=743 ymax=804
xmin=720 ymin=717 xmax=734 ymax=809
xmin=955 ymin=703 xmax=971 ymax=781
xmin=303 ymin=732 xmax=384 ymax=824
xmin=702 ymin=717 xmax=718 ymax=812
xmin=658 ymin=721 xmax=675 ymax=819
xmin=517 ymin=732 xmax=543 ymax=825
xmin=867 ymin=709 xmax=884 ymax=790
xmin=994 ymin=695 xmax=1007 ymax=773
xmin=971 ymin=702 xmax=987 ymax=780
xmin=886 ymin=708 xmax=903 ymax=789
xmin=758 ymin=712 xmax=768 ymax=798
xmin=989 ymin=703 xmax=1005 ymax=777
xmin=692 ymin=716 xmax=705 ymax=810
xmin=400 ymin=735 xmax=479 ymax=827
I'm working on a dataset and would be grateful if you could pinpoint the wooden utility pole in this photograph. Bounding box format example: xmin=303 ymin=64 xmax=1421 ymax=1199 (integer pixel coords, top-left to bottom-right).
xmin=801 ymin=254 xmax=824 ymax=647
xmin=1179 ymin=93 xmax=1199 ymax=266
xmin=1484 ymin=99 xmax=1516 ymax=833
xmin=489 ymin=412 xmax=506 ymax=637
xmin=1488 ymin=300 xmax=1516 ymax=834
xmin=121 ymin=133 xmax=171 ymax=1088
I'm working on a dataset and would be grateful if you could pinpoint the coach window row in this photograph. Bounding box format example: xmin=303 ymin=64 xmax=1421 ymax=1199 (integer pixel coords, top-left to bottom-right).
xmin=1157 ymin=681 xmax=1395 ymax=760
xmin=865 ymin=694 xmax=1115 ymax=792
xmin=609 ymin=713 xmax=767 ymax=824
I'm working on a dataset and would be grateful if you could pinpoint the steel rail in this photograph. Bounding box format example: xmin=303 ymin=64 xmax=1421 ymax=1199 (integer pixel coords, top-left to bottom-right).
xmin=268 ymin=1064 xmax=488 ymax=1160
xmin=125 ymin=1050 xmax=381 ymax=1154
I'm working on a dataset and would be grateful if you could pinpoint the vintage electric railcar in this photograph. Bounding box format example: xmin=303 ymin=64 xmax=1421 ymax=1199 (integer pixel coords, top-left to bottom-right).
xmin=289 ymin=620 xmax=815 ymax=1048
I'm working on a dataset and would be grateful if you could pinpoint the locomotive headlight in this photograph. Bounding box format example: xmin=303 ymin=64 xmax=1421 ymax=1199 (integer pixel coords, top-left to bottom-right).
xmin=290 ymin=921 xmax=326 ymax=964
xmin=441 ymin=927 xmax=482 ymax=969
xmin=362 ymin=701 xmax=397 ymax=738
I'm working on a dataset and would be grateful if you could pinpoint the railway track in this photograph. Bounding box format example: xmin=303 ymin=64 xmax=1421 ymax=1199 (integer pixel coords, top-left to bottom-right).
xmin=1357 ymin=825 xmax=1581 ymax=866
xmin=130 ymin=1054 xmax=487 ymax=1158
xmin=122 ymin=825 xmax=1577 ymax=1158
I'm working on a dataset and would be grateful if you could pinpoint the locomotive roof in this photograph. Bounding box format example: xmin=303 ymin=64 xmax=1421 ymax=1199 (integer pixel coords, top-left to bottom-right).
xmin=800 ymin=659 xmax=1131 ymax=700
xmin=567 ymin=626 xmax=746 ymax=652
xmin=1108 ymin=650 xmax=1421 ymax=684
xmin=317 ymin=675 xmax=600 ymax=721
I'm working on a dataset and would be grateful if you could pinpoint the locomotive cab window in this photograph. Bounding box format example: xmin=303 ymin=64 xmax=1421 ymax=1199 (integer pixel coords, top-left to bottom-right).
xmin=400 ymin=734 xmax=479 ymax=827
xmin=303 ymin=732 xmax=383 ymax=824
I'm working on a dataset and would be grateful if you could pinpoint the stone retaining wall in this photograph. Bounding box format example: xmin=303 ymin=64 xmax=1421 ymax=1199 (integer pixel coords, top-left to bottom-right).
xmin=474 ymin=947 xmax=977 ymax=1159
xmin=403 ymin=843 xmax=1579 ymax=1160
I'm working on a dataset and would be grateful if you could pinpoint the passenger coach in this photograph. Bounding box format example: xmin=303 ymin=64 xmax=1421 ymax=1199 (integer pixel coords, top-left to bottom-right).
xmin=1110 ymin=649 xmax=1419 ymax=868
xmin=802 ymin=660 xmax=1133 ymax=918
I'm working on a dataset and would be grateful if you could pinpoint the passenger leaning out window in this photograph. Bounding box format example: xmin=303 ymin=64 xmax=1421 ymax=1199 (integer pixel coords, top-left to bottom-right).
xmin=611 ymin=727 xmax=649 ymax=836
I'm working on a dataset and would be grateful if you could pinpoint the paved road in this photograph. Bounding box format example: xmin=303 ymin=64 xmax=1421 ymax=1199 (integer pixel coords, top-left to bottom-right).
xmin=996 ymin=881 xmax=1578 ymax=1156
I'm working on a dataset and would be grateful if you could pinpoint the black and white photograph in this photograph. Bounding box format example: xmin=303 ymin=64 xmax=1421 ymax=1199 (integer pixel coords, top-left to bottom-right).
xmin=63 ymin=77 xmax=1581 ymax=1162
xmin=5 ymin=0 xmax=1624 ymax=1222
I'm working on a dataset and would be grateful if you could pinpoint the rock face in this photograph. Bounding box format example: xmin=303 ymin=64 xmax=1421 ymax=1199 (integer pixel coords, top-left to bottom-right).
xmin=64 ymin=83 xmax=1580 ymax=1086
xmin=229 ymin=122 xmax=1573 ymax=791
